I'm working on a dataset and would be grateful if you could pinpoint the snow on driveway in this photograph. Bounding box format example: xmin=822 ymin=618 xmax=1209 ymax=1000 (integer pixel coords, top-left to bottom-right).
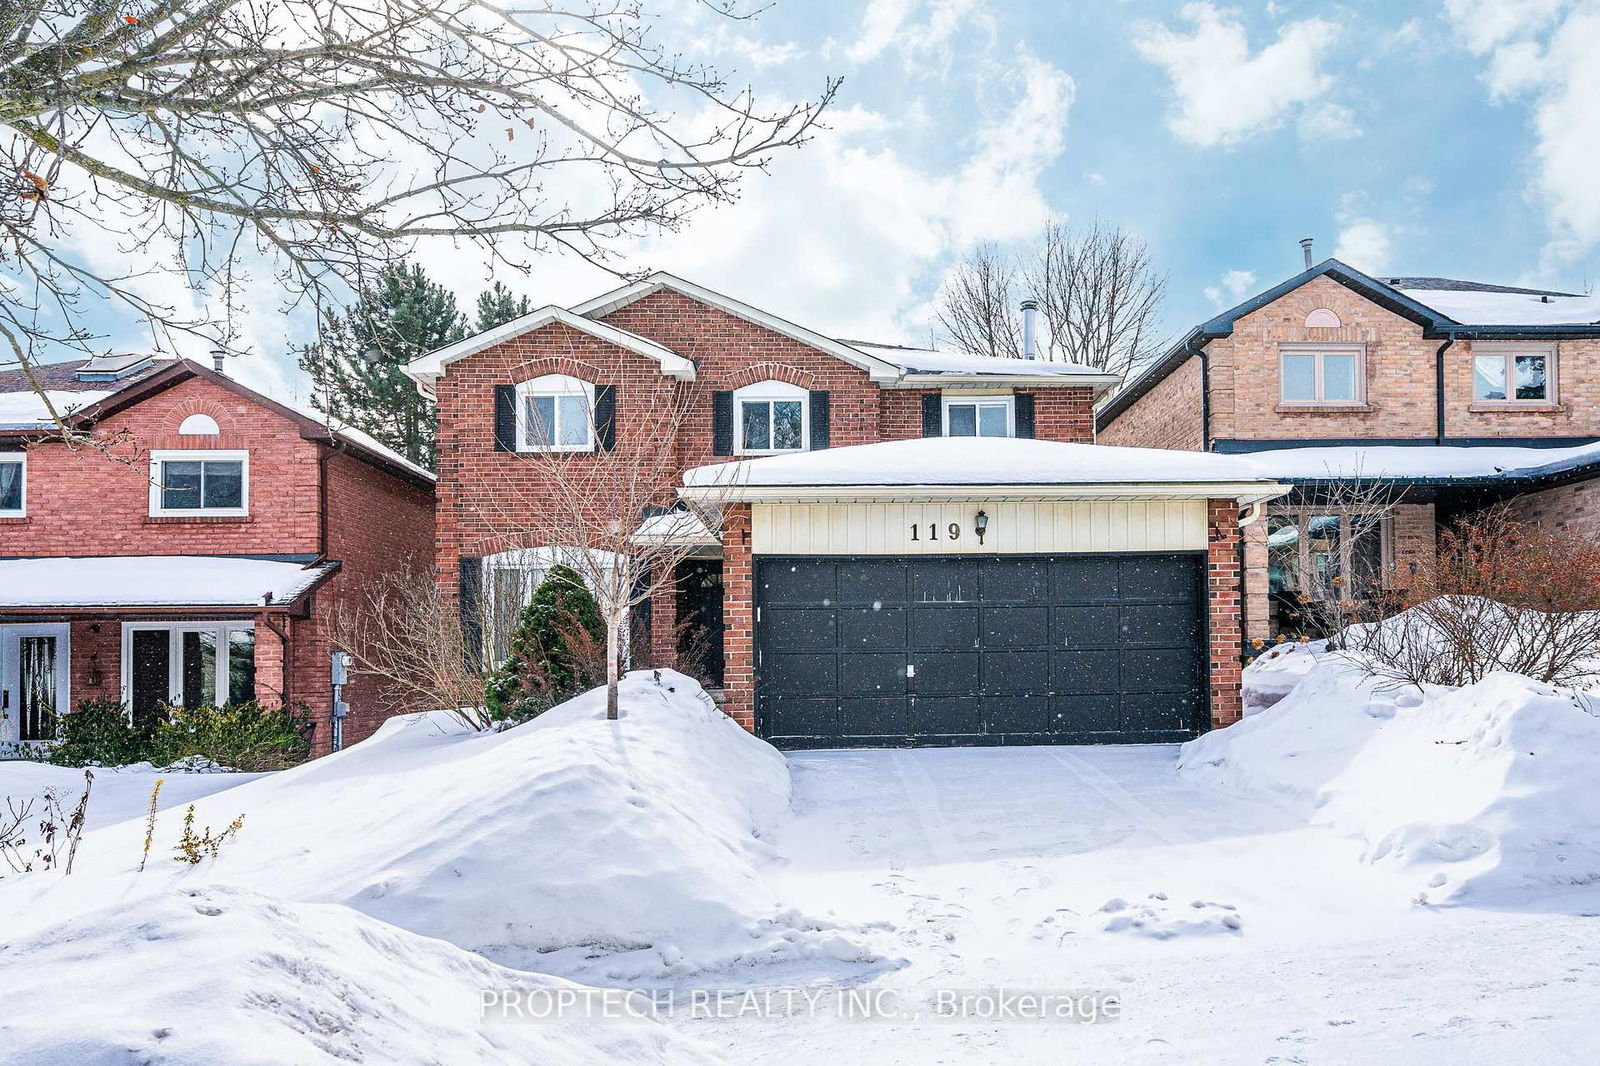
xmin=670 ymin=745 xmax=1600 ymax=1065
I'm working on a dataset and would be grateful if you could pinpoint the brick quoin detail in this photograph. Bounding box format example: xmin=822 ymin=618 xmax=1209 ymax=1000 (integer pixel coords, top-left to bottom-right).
xmin=720 ymin=504 xmax=755 ymax=732
xmin=1207 ymin=499 xmax=1243 ymax=728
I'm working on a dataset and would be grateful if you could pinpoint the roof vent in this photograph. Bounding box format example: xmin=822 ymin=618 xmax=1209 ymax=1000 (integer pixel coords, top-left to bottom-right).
xmin=75 ymin=353 xmax=154 ymax=382
xmin=1299 ymin=237 xmax=1314 ymax=269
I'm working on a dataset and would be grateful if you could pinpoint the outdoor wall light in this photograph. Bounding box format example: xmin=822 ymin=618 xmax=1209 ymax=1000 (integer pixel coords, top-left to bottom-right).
xmin=975 ymin=509 xmax=989 ymax=544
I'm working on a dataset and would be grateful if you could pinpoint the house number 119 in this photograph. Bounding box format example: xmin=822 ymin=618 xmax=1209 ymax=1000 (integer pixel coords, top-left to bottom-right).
xmin=910 ymin=523 xmax=962 ymax=541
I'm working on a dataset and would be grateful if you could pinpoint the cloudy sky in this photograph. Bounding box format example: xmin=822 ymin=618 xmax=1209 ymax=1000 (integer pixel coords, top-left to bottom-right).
xmin=95 ymin=0 xmax=1600 ymax=400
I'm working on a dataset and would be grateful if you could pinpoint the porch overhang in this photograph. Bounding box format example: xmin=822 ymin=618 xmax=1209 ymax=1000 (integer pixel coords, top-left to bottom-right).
xmin=0 ymin=556 xmax=340 ymax=614
xmin=680 ymin=481 xmax=1289 ymax=506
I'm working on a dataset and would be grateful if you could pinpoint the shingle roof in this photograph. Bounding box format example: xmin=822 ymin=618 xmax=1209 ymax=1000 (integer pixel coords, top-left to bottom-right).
xmin=1382 ymin=277 xmax=1584 ymax=297
xmin=0 ymin=356 xmax=163 ymax=394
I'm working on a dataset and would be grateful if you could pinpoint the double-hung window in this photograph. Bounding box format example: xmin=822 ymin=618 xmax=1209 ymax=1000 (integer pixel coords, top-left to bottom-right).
xmin=0 ymin=452 xmax=23 ymax=517
xmin=734 ymin=380 xmax=808 ymax=454
xmin=1473 ymin=344 xmax=1555 ymax=403
xmin=943 ymin=395 xmax=1013 ymax=437
xmin=1280 ymin=344 xmax=1364 ymax=405
xmin=517 ymin=374 xmax=594 ymax=451
xmin=149 ymin=450 xmax=248 ymax=516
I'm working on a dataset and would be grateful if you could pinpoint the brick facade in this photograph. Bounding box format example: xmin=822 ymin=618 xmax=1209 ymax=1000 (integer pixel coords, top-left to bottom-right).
xmin=1206 ymin=500 xmax=1244 ymax=727
xmin=1097 ymin=355 xmax=1204 ymax=450
xmin=1 ymin=368 xmax=435 ymax=756
xmin=720 ymin=504 xmax=754 ymax=731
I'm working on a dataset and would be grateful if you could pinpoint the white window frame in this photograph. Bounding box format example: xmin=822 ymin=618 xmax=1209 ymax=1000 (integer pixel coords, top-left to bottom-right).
xmin=1471 ymin=342 xmax=1558 ymax=405
xmin=0 ymin=452 xmax=24 ymax=518
xmin=942 ymin=393 xmax=1015 ymax=438
xmin=120 ymin=621 xmax=257 ymax=712
xmin=178 ymin=413 xmax=221 ymax=436
xmin=734 ymin=379 xmax=809 ymax=455
xmin=1279 ymin=343 xmax=1366 ymax=406
xmin=148 ymin=449 xmax=249 ymax=517
xmin=515 ymin=374 xmax=595 ymax=453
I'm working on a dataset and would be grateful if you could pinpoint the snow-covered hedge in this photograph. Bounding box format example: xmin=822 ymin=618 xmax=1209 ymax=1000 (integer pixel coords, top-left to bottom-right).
xmin=1184 ymin=643 xmax=1600 ymax=903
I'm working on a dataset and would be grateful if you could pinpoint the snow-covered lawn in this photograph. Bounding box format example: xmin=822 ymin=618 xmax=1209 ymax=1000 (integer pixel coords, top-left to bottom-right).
xmin=676 ymin=744 xmax=1600 ymax=1064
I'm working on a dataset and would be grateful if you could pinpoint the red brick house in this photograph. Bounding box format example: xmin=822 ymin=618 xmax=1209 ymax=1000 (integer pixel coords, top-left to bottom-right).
xmin=0 ymin=356 xmax=435 ymax=755
xmin=407 ymin=273 xmax=1287 ymax=748
xmin=1097 ymin=253 xmax=1600 ymax=644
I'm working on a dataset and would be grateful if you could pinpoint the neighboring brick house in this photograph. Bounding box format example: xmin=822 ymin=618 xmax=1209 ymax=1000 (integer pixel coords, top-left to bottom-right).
xmin=407 ymin=273 xmax=1288 ymax=747
xmin=1097 ymin=254 xmax=1600 ymax=643
xmin=0 ymin=356 xmax=435 ymax=756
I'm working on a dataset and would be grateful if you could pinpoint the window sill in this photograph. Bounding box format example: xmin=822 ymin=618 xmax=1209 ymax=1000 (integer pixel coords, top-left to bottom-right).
xmin=0 ymin=515 xmax=27 ymax=522
xmin=1468 ymin=402 xmax=1564 ymax=413
xmin=1274 ymin=403 xmax=1374 ymax=414
xmin=735 ymin=448 xmax=808 ymax=457
xmin=514 ymin=445 xmax=593 ymax=454
xmin=144 ymin=514 xmax=253 ymax=524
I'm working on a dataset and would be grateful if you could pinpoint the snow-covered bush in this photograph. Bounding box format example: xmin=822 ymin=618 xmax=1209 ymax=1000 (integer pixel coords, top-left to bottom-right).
xmin=150 ymin=701 xmax=311 ymax=771
xmin=48 ymin=698 xmax=151 ymax=767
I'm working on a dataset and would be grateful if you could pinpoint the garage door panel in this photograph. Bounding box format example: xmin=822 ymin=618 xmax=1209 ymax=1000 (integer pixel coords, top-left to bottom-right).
xmin=985 ymin=694 xmax=1048 ymax=734
xmin=763 ymin=608 xmax=837 ymax=652
xmin=911 ymin=696 xmax=982 ymax=735
xmin=981 ymin=651 xmax=1049 ymax=695
xmin=1052 ymin=605 xmax=1119 ymax=648
xmin=838 ymin=697 xmax=908 ymax=736
xmin=839 ymin=606 xmax=905 ymax=649
xmin=764 ymin=653 xmax=839 ymax=696
xmin=1052 ymin=557 xmax=1119 ymax=602
xmin=837 ymin=560 xmax=906 ymax=604
xmin=1122 ymin=648 xmax=1197 ymax=692
xmin=910 ymin=606 xmax=978 ymax=651
xmin=982 ymin=558 xmax=1051 ymax=603
xmin=982 ymin=606 xmax=1049 ymax=647
xmin=1051 ymin=649 xmax=1120 ymax=693
xmin=840 ymin=653 xmax=907 ymax=696
xmin=756 ymin=554 xmax=1205 ymax=747
xmin=911 ymin=559 xmax=981 ymax=603
xmin=1120 ymin=604 xmax=1198 ymax=647
xmin=912 ymin=652 xmax=978 ymax=694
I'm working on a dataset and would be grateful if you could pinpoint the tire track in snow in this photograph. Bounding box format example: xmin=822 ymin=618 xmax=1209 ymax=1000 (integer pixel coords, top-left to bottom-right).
xmin=889 ymin=750 xmax=974 ymax=869
xmin=1039 ymin=748 xmax=1197 ymax=848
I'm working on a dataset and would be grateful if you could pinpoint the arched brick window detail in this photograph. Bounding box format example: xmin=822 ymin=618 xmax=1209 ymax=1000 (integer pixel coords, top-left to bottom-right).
xmin=1304 ymin=308 xmax=1341 ymax=328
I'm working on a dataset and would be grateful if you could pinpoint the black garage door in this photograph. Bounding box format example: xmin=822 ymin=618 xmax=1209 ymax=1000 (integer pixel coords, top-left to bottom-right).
xmin=755 ymin=554 xmax=1206 ymax=748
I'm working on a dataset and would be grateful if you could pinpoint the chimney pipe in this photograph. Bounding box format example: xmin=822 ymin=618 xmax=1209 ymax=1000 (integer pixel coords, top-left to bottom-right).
xmin=1299 ymin=237 xmax=1314 ymax=270
xmin=1020 ymin=299 xmax=1039 ymax=361
xmin=210 ymin=348 xmax=227 ymax=375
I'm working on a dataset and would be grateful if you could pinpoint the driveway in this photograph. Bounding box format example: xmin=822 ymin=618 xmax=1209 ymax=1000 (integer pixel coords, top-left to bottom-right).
xmin=673 ymin=745 xmax=1600 ymax=1065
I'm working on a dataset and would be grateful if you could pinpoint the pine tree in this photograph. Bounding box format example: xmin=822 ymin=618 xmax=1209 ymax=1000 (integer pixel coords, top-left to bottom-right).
xmin=476 ymin=281 xmax=534 ymax=332
xmin=298 ymin=263 xmax=468 ymax=469
xmin=484 ymin=565 xmax=607 ymax=722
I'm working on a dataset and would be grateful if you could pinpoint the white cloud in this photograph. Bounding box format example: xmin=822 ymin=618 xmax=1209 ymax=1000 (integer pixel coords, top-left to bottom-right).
xmin=1204 ymin=269 xmax=1258 ymax=309
xmin=1444 ymin=2 xmax=1600 ymax=266
xmin=1332 ymin=218 xmax=1395 ymax=273
xmin=1298 ymin=102 xmax=1363 ymax=142
xmin=845 ymin=0 xmax=987 ymax=66
xmin=1132 ymin=2 xmax=1344 ymax=147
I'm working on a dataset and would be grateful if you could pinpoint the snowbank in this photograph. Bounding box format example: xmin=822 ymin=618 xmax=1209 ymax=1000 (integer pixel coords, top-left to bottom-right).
xmin=6 ymin=671 xmax=876 ymax=979
xmin=1183 ymin=649 xmax=1600 ymax=902
xmin=0 ymin=886 xmax=713 ymax=1065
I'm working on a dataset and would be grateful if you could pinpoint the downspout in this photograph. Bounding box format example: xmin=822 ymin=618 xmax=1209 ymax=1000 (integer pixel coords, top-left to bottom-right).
xmin=314 ymin=439 xmax=346 ymax=564
xmin=1434 ymin=334 xmax=1455 ymax=445
xmin=260 ymin=613 xmax=292 ymax=709
xmin=1188 ymin=334 xmax=1212 ymax=451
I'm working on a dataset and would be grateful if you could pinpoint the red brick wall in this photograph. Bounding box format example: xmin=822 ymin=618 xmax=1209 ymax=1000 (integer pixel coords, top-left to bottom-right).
xmin=1506 ymin=480 xmax=1600 ymax=539
xmin=1098 ymin=356 xmax=1205 ymax=450
xmin=879 ymin=387 xmax=1096 ymax=442
xmin=720 ymin=504 xmax=754 ymax=731
xmin=1207 ymin=500 xmax=1243 ymax=727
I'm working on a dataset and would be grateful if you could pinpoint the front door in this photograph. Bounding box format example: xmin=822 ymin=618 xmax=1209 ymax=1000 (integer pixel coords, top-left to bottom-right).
xmin=0 ymin=624 xmax=70 ymax=746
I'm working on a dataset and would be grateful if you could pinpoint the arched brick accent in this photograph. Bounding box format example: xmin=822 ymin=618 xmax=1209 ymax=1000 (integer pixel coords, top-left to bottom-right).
xmin=712 ymin=363 xmax=818 ymax=390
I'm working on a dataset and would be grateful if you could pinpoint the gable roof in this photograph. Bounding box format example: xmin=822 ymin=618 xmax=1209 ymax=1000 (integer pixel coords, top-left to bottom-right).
xmin=1097 ymin=258 xmax=1600 ymax=432
xmin=0 ymin=358 xmax=434 ymax=487
xmin=403 ymin=305 xmax=695 ymax=392
xmin=569 ymin=272 xmax=905 ymax=384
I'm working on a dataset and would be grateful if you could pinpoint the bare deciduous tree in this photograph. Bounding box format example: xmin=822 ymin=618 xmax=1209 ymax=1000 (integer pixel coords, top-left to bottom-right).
xmin=1266 ymin=477 xmax=1398 ymax=641
xmin=936 ymin=221 xmax=1166 ymax=375
xmin=1 ymin=0 xmax=838 ymax=441
xmin=483 ymin=384 xmax=739 ymax=719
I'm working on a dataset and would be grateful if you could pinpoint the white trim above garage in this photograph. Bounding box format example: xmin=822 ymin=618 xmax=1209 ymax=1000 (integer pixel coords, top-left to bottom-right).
xmin=751 ymin=500 xmax=1209 ymax=555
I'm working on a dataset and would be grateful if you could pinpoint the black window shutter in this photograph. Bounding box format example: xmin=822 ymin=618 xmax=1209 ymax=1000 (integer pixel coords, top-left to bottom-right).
xmin=593 ymin=384 xmax=617 ymax=452
xmin=458 ymin=556 xmax=483 ymax=667
xmin=712 ymin=391 xmax=734 ymax=456
xmin=1015 ymin=393 xmax=1036 ymax=438
xmin=920 ymin=393 xmax=942 ymax=437
xmin=809 ymin=390 xmax=831 ymax=450
xmin=493 ymin=385 xmax=516 ymax=451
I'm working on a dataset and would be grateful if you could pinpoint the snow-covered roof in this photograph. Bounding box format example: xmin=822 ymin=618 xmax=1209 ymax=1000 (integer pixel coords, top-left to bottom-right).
xmin=681 ymin=437 xmax=1288 ymax=503
xmin=403 ymin=305 xmax=696 ymax=390
xmin=1398 ymin=288 xmax=1600 ymax=327
xmin=0 ymin=389 xmax=113 ymax=430
xmin=631 ymin=509 xmax=718 ymax=545
xmin=1240 ymin=441 xmax=1600 ymax=483
xmin=0 ymin=556 xmax=339 ymax=609
xmin=844 ymin=341 xmax=1118 ymax=385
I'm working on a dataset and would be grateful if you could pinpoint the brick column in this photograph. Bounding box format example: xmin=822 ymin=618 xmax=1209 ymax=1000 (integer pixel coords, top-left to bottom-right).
xmin=253 ymin=612 xmax=288 ymax=711
xmin=648 ymin=571 xmax=678 ymax=671
xmin=1242 ymin=514 xmax=1270 ymax=645
xmin=721 ymin=504 xmax=755 ymax=732
xmin=1206 ymin=500 xmax=1244 ymax=728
